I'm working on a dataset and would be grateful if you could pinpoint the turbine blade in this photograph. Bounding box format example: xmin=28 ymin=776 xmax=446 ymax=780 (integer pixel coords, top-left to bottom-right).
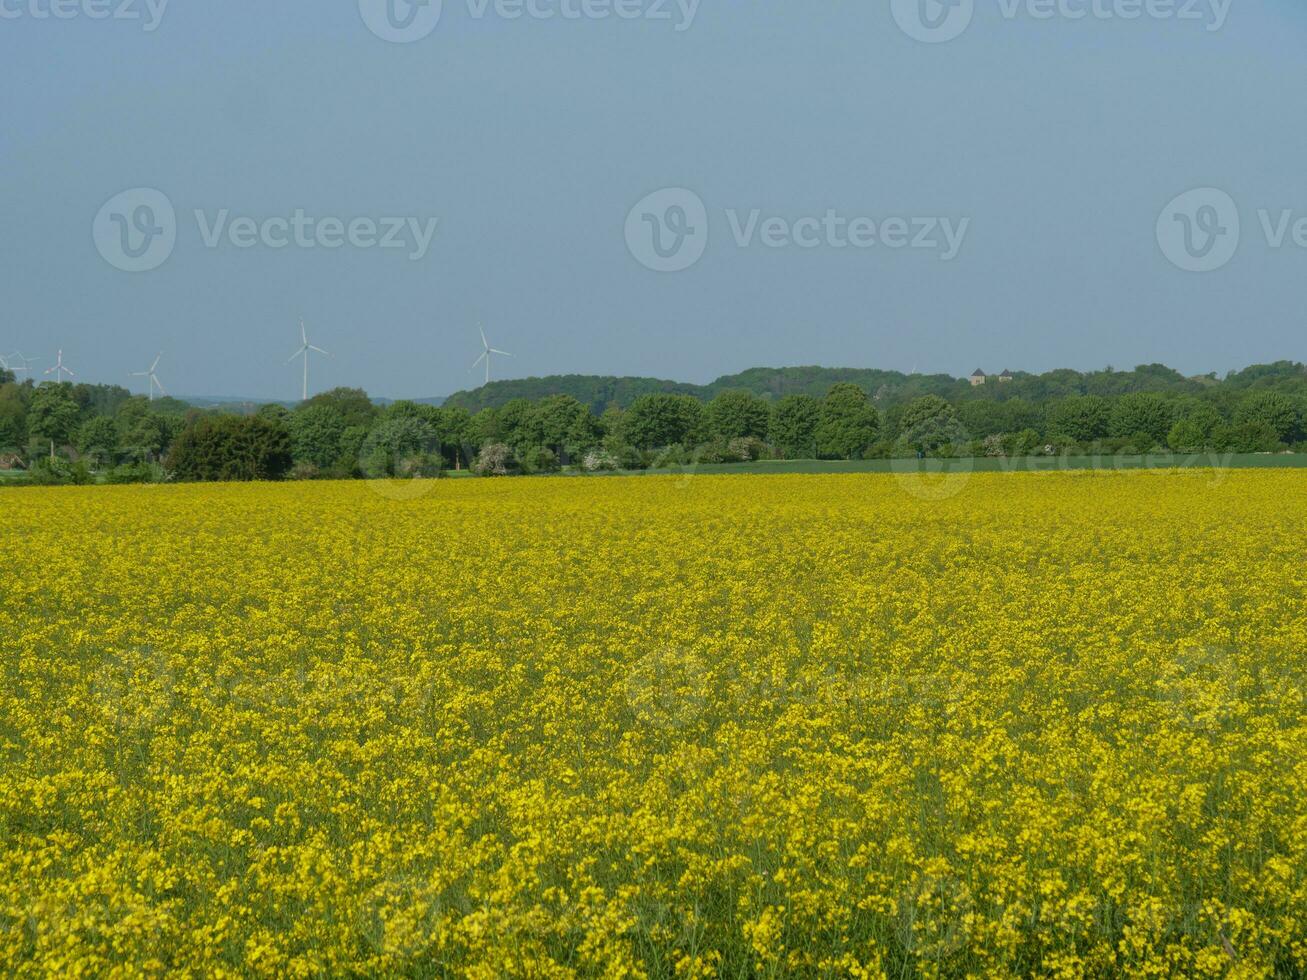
xmin=301 ymin=320 xmax=308 ymax=345
xmin=471 ymin=352 xmax=487 ymax=369
xmin=489 ymin=349 xmax=513 ymax=357
xmin=308 ymin=345 xmax=331 ymax=356
xmin=478 ymin=324 xmax=489 ymax=347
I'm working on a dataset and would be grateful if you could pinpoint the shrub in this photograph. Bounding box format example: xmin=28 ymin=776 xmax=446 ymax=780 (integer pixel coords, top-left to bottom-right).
xmin=104 ymin=462 xmax=165 ymax=485
xmin=27 ymin=456 xmax=93 ymax=486
xmin=520 ymin=446 xmax=560 ymax=475
xmin=582 ymin=449 xmax=620 ymax=473
xmin=727 ymin=436 xmax=770 ymax=462
xmin=473 ymin=443 xmax=520 ymax=477
xmin=1212 ymin=421 xmax=1283 ymax=454
xmin=166 ymin=415 xmax=294 ymax=482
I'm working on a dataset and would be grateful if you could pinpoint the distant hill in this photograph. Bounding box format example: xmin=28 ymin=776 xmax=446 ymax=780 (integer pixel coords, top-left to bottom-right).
xmin=441 ymin=362 xmax=1286 ymax=414
xmin=174 ymin=362 xmax=1306 ymax=416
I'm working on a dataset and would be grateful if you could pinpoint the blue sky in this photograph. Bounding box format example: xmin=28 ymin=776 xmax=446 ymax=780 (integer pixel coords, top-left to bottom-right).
xmin=2 ymin=1 xmax=1305 ymax=400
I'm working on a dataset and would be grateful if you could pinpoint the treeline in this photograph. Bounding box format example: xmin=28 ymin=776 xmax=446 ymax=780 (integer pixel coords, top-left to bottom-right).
xmin=2 ymin=361 xmax=1305 ymax=485
xmin=441 ymin=361 xmax=1302 ymax=414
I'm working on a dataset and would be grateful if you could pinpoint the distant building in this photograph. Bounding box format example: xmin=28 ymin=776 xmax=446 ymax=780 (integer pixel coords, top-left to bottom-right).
xmin=969 ymin=369 xmax=987 ymax=387
xmin=998 ymin=369 xmax=1014 ymax=383
xmin=0 ymin=453 xmax=25 ymax=471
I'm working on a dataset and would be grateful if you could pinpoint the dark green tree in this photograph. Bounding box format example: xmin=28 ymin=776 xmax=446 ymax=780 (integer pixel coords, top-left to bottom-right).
xmin=896 ymin=394 xmax=964 ymax=456
xmin=1108 ymin=393 xmax=1175 ymax=447
xmin=167 ymin=415 xmax=293 ymax=482
xmin=621 ymin=394 xmax=707 ymax=450
xmin=815 ymin=384 xmax=880 ymax=459
xmin=707 ymin=390 xmax=772 ymax=441
xmin=1235 ymin=390 xmax=1301 ymax=443
xmin=770 ymin=394 xmax=822 ymax=459
xmin=360 ymin=416 xmax=440 ymax=477
xmin=289 ymin=405 xmax=348 ymax=468
xmin=1047 ymin=396 xmax=1111 ymax=443
xmin=300 ymin=387 xmax=378 ymax=429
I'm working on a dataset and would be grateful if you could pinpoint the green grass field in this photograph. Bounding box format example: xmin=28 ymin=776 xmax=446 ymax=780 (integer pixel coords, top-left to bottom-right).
xmin=633 ymin=452 xmax=1307 ymax=477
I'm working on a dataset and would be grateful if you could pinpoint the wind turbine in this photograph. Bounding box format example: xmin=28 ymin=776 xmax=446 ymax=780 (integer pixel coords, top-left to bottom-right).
xmin=131 ymin=352 xmax=167 ymax=401
xmin=470 ymin=323 xmax=513 ymax=385
xmin=287 ymin=318 xmax=331 ymax=401
xmin=5 ymin=352 xmax=39 ymax=380
xmin=44 ymin=350 xmax=75 ymax=383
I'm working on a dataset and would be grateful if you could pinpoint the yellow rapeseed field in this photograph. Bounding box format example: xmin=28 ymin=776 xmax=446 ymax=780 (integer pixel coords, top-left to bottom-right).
xmin=2 ymin=470 xmax=1305 ymax=978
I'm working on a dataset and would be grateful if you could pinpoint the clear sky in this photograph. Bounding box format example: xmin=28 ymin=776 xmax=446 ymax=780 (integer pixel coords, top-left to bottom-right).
xmin=2 ymin=1 xmax=1305 ymax=400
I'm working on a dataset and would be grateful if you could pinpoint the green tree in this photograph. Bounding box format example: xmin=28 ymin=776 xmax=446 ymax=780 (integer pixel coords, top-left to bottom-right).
xmin=1108 ymin=393 xmax=1175 ymax=447
xmin=463 ymin=409 xmax=501 ymax=454
xmin=1167 ymin=419 xmax=1206 ymax=453
xmin=76 ymin=416 xmax=120 ymax=467
xmin=1047 ymin=396 xmax=1111 ymax=443
xmin=0 ymin=383 xmax=26 ymax=450
xmin=770 ymin=394 xmax=821 ymax=459
xmin=897 ymin=395 xmax=964 ymax=456
xmin=433 ymin=407 xmax=471 ymax=468
xmin=529 ymin=395 xmax=600 ymax=462
xmin=622 ymin=394 xmax=707 ymax=450
xmin=707 ymin=390 xmax=771 ymax=441
xmin=1235 ymin=390 xmax=1301 ymax=443
xmin=289 ymin=405 xmax=348 ymax=468
xmin=300 ymin=387 xmax=378 ymax=429
xmin=28 ymin=383 xmax=81 ymax=454
xmin=1212 ymin=420 xmax=1283 ymax=453
xmin=121 ymin=413 xmax=173 ymax=462
xmin=360 ymin=416 xmax=439 ymax=477
xmin=257 ymin=403 xmax=292 ymax=423
xmin=167 ymin=415 xmax=293 ymax=482
xmin=815 ymin=384 xmax=880 ymax=459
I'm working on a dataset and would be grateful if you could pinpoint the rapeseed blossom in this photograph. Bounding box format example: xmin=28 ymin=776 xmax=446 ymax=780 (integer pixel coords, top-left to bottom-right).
xmin=1 ymin=471 xmax=1304 ymax=976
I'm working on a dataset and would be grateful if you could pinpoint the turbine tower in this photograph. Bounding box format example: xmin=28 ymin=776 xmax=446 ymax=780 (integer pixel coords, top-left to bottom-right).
xmin=131 ymin=352 xmax=167 ymax=401
xmin=44 ymin=350 xmax=75 ymax=383
xmin=5 ymin=352 xmax=39 ymax=380
xmin=471 ymin=323 xmax=513 ymax=385
xmin=287 ymin=319 xmax=331 ymax=401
